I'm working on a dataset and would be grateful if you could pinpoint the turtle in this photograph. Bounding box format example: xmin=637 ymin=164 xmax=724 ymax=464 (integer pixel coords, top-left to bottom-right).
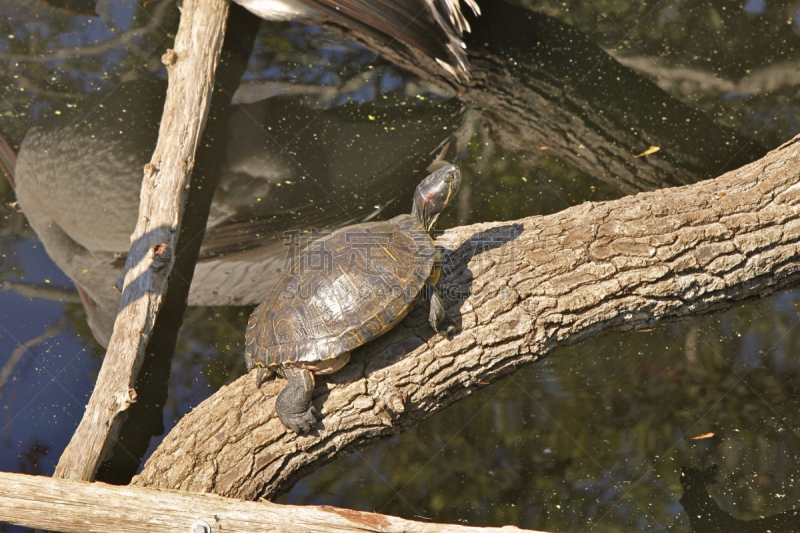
xmin=244 ymin=165 xmax=462 ymax=433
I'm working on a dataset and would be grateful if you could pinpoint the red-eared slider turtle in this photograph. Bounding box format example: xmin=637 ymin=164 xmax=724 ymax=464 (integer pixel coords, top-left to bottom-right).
xmin=245 ymin=165 xmax=461 ymax=433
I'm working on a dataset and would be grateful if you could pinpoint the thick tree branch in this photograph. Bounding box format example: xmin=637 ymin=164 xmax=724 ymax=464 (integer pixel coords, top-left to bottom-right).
xmin=0 ymin=471 xmax=542 ymax=533
xmin=133 ymin=134 xmax=800 ymax=500
xmin=53 ymin=0 xmax=230 ymax=481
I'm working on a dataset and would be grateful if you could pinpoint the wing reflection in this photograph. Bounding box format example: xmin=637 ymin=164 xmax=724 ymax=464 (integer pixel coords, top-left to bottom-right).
xmin=14 ymin=79 xmax=464 ymax=346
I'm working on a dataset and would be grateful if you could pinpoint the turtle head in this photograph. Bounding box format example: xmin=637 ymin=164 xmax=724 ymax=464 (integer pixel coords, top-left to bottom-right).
xmin=411 ymin=165 xmax=462 ymax=233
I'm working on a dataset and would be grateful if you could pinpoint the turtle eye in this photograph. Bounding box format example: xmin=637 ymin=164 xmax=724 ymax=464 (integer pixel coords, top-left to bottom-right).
xmin=444 ymin=174 xmax=454 ymax=183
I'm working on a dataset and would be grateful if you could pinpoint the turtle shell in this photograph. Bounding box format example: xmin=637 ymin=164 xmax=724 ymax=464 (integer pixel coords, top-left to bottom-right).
xmin=245 ymin=214 xmax=437 ymax=372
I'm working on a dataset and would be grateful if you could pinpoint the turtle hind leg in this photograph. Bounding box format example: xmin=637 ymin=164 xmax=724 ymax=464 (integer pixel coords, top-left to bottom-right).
xmin=427 ymin=282 xmax=456 ymax=336
xmin=276 ymin=366 xmax=318 ymax=434
xmin=255 ymin=365 xmax=273 ymax=387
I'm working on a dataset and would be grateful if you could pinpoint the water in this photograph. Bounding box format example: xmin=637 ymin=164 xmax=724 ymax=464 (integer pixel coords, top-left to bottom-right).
xmin=2 ymin=0 xmax=800 ymax=531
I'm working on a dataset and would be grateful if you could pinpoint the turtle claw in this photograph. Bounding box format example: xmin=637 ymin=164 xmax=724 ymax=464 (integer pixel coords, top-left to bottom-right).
xmin=435 ymin=320 xmax=458 ymax=338
xmin=280 ymin=405 xmax=318 ymax=434
xmin=256 ymin=367 xmax=270 ymax=387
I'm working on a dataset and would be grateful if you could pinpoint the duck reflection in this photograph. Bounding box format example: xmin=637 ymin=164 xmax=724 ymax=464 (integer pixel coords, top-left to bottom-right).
xmin=14 ymin=79 xmax=465 ymax=347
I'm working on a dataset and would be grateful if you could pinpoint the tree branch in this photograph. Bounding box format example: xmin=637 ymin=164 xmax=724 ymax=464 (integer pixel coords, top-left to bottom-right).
xmin=53 ymin=0 xmax=230 ymax=481
xmin=133 ymin=134 xmax=800 ymax=500
xmin=95 ymin=2 xmax=262 ymax=486
xmin=0 ymin=470 xmax=544 ymax=533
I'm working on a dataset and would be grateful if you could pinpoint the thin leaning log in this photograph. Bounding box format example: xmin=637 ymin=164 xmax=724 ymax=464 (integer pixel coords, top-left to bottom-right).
xmin=95 ymin=3 xmax=261 ymax=486
xmin=133 ymin=135 xmax=800 ymax=500
xmin=53 ymin=0 xmax=230 ymax=481
xmin=0 ymin=471 xmax=542 ymax=533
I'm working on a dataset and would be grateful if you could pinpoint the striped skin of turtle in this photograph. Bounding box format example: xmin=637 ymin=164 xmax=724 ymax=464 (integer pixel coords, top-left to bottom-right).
xmin=245 ymin=165 xmax=461 ymax=434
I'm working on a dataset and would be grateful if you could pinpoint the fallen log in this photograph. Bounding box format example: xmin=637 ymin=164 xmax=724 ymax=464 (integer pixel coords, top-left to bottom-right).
xmin=0 ymin=470 xmax=543 ymax=533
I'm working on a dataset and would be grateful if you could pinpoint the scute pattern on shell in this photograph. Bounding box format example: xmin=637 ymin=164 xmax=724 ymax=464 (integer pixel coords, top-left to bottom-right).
xmin=245 ymin=214 xmax=437 ymax=371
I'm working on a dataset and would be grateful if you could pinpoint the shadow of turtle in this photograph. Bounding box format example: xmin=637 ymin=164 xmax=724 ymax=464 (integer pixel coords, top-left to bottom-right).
xmin=438 ymin=222 xmax=525 ymax=335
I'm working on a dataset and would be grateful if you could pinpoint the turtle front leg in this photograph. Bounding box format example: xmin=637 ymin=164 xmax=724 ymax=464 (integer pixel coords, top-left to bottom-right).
xmin=276 ymin=366 xmax=318 ymax=434
xmin=428 ymin=282 xmax=456 ymax=336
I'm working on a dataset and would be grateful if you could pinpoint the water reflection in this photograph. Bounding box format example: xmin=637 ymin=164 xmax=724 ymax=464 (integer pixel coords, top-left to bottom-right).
xmin=680 ymin=465 xmax=800 ymax=532
xmin=14 ymin=78 xmax=465 ymax=346
xmin=2 ymin=0 xmax=800 ymax=532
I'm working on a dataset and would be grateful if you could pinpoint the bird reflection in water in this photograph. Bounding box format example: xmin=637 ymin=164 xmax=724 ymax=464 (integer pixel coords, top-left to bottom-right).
xmin=13 ymin=79 xmax=466 ymax=346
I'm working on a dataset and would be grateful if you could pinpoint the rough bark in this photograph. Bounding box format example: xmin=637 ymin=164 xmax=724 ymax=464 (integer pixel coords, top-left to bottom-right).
xmin=0 ymin=471 xmax=541 ymax=533
xmin=53 ymin=0 xmax=230 ymax=481
xmin=133 ymin=134 xmax=800 ymax=500
xmin=317 ymin=0 xmax=765 ymax=194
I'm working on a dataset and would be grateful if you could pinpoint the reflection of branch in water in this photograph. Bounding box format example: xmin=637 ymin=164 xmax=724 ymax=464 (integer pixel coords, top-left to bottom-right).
xmin=0 ymin=316 xmax=69 ymax=449
xmin=613 ymin=54 xmax=800 ymax=98
xmin=0 ymin=0 xmax=174 ymax=65
xmin=0 ymin=316 xmax=69 ymax=398
xmin=13 ymin=72 xmax=88 ymax=101
xmin=317 ymin=2 xmax=766 ymax=193
xmin=2 ymin=281 xmax=80 ymax=303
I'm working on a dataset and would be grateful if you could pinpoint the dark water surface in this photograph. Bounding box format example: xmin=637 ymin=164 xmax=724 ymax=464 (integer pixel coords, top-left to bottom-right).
xmin=2 ymin=1 xmax=800 ymax=531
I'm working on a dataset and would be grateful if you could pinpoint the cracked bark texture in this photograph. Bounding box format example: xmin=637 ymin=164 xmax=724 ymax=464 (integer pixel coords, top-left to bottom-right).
xmin=133 ymin=135 xmax=800 ymax=500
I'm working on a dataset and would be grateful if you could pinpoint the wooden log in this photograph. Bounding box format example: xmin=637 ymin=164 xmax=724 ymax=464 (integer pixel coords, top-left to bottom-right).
xmin=95 ymin=3 xmax=262 ymax=486
xmin=0 ymin=471 xmax=544 ymax=533
xmin=133 ymin=134 xmax=800 ymax=500
xmin=53 ymin=0 xmax=230 ymax=481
